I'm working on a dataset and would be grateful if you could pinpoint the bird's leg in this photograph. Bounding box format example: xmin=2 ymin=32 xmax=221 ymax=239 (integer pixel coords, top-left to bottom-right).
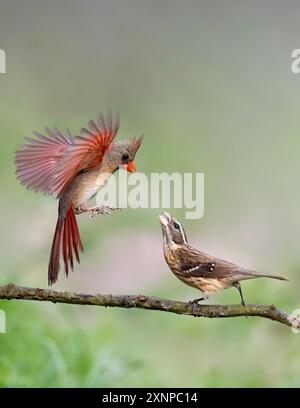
xmin=75 ymin=205 xmax=120 ymax=218
xmin=232 ymin=281 xmax=246 ymax=306
xmin=189 ymin=293 xmax=209 ymax=305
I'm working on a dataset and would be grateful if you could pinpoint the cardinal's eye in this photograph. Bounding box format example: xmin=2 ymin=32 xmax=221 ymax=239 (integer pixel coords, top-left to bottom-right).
xmin=173 ymin=222 xmax=180 ymax=230
xmin=122 ymin=153 xmax=129 ymax=161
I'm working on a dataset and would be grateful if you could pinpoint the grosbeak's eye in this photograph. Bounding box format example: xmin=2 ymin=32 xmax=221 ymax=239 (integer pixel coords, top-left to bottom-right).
xmin=122 ymin=153 xmax=129 ymax=161
xmin=173 ymin=222 xmax=180 ymax=230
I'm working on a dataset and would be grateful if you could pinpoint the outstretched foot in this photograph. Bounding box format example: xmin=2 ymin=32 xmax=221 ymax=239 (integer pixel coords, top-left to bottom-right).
xmin=89 ymin=205 xmax=120 ymax=218
xmin=76 ymin=205 xmax=120 ymax=218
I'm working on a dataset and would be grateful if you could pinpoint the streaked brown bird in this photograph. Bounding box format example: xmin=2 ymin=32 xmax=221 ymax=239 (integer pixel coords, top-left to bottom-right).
xmin=159 ymin=212 xmax=288 ymax=305
xmin=15 ymin=111 xmax=143 ymax=285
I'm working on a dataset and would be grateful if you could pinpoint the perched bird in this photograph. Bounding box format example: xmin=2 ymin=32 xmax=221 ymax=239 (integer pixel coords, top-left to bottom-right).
xmin=15 ymin=111 xmax=143 ymax=285
xmin=159 ymin=212 xmax=288 ymax=305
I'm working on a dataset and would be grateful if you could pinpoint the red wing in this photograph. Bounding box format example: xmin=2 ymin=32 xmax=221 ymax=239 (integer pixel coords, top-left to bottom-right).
xmin=51 ymin=111 xmax=120 ymax=196
xmin=15 ymin=127 xmax=73 ymax=195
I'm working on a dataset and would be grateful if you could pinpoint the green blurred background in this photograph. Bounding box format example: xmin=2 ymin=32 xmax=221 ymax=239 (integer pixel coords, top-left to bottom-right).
xmin=1 ymin=0 xmax=300 ymax=387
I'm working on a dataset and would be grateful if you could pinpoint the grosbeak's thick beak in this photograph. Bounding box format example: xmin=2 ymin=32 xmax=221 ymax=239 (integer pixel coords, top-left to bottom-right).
xmin=123 ymin=160 xmax=137 ymax=173
xmin=159 ymin=211 xmax=172 ymax=227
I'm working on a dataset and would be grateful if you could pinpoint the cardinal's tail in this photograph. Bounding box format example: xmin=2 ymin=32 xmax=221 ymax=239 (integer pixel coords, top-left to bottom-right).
xmin=48 ymin=207 xmax=83 ymax=285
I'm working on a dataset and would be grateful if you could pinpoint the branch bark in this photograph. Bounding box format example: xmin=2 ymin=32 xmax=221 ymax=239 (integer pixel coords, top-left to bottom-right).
xmin=0 ymin=283 xmax=299 ymax=330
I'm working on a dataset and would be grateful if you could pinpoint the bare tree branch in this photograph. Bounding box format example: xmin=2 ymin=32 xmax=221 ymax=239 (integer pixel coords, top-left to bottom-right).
xmin=0 ymin=283 xmax=299 ymax=330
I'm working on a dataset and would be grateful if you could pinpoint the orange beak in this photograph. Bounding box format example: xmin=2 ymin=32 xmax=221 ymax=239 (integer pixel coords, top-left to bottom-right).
xmin=123 ymin=160 xmax=137 ymax=173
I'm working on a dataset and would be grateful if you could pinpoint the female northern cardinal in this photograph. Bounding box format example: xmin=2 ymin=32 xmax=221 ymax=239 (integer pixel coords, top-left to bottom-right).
xmin=15 ymin=111 xmax=143 ymax=285
xmin=159 ymin=212 xmax=288 ymax=305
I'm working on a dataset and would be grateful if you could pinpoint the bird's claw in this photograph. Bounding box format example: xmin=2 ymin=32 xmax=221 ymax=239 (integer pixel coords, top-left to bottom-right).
xmin=189 ymin=299 xmax=202 ymax=315
xmin=189 ymin=299 xmax=200 ymax=306
xmin=188 ymin=295 xmax=208 ymax=313
xmin=89 ymin=206 xmax=121 ymax=218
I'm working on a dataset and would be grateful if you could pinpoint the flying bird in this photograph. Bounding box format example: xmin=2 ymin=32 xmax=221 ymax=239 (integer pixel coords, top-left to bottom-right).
xmin=15 ymin=111 xmax=143 ymax=285
xmin=159 ymin=212 xmax=288 ymax=305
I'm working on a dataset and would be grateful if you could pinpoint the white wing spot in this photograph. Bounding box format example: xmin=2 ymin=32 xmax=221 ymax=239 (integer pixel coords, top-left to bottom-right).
xmin=185 ymin=265 xmax=201 ymax=273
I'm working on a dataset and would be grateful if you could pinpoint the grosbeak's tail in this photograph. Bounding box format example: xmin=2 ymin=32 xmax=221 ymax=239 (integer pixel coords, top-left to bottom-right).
xmin=238 ymin=269 xmax=289 ymax=281
xmin=48 ymin=207 xmax=83 ymax=285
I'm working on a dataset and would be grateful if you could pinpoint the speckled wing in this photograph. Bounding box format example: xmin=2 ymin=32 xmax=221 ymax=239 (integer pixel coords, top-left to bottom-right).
xmin=176 ymin=246 xmax=241 ymax=278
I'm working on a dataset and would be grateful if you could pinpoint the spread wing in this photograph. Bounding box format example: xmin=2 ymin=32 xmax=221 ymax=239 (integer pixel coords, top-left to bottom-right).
xmin=51 ymin=111 xmax=119 ymax=196
xmin=15 ymin=111 xmax=120 ymax=197
xmin=176 ymin=246 xmax=240 ymax=279
xmin=15 ymin=127 xmax=74 ymax=195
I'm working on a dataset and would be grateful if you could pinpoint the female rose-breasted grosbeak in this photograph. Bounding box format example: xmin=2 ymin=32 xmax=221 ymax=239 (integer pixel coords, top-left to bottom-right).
xmin=159 ymin=212 xmax=288 ymax=305
xmin=15 ymin=111 xmax=143 ymax=285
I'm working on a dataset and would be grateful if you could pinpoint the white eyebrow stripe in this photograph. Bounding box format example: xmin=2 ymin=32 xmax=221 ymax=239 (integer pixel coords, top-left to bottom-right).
xmin=178 ymin=223 xmax=187 ymax=244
